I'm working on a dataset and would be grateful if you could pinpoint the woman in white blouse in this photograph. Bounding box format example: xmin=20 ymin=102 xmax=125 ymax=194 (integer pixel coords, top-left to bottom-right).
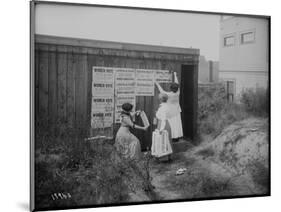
xmin=155 ymin=93 xmax=173 ymax=161
xmin=155 ymin=72 xmax=183 ymax=142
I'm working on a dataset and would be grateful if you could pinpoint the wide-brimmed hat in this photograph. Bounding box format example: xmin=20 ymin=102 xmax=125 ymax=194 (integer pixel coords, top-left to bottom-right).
xmin=121 ymin=103 xmax=133 ymax=112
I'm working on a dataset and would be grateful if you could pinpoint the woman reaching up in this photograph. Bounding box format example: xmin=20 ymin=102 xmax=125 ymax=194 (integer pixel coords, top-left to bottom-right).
xmin=155 ymin=72 xmax=183 ymax=142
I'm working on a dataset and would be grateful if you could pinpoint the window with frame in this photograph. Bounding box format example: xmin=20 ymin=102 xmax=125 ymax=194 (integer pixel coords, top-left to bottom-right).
xmin=223 ymin=36 xmax=235 ymax=47
xmin=240 ymin=31 xmax=255 ymax=44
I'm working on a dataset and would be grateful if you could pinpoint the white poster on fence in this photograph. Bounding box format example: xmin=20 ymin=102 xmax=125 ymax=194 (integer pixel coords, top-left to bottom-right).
xmin=91 ymin=96 xmax=114 ymax=128
xmin=91 ymin=96 xmax=114 ymax=113
xmin=92 ymin=67 xmax=114 ymax=96
xmin=91 ymin=112 xmax=114 ymax=129
xmin=115 ymin=95 xmax=136 ymax=123
xmin=115 ymin=69 xmax=136 ymax=96
xmin=136 ymin=69 xmax=155 ymax=96
xmin=154 ymin=70 xmax=172 ymax=83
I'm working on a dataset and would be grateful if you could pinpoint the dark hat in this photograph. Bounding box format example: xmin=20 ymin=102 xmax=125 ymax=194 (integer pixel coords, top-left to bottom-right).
xmin=121 ymin=103 xmax=133 ymax=112
xmin=170 ymin=83 xmax=179 ymax=93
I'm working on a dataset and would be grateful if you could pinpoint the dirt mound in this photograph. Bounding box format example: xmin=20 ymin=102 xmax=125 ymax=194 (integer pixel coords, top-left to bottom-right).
xmin=195 ymin=117 xmax=269 ymax=193
xmin=150 ymin=118 xmax=269 ymax=201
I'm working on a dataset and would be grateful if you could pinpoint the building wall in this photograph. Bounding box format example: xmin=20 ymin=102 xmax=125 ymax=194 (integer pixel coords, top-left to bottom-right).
xmin=219 ymin=16 xmax=269 ymax=98
xmin=212 ymin=61 xmax=219 ymax=83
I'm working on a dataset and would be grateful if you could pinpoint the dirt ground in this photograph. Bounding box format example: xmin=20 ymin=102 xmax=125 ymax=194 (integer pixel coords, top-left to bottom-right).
xmin=149 ymin=117 xmax=269 ymax=201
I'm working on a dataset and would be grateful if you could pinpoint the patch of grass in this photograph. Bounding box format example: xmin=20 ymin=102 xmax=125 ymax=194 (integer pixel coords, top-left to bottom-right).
xmin=35 ymin=132 xmax=155 ymax=210
xmin=241 ymin=87 xmax=269 ymax=116
xmin=200 ymin=176 xmax=231 ymax=197
xmin=179 ymin=171 xmax=234 ymax=198
xmin=247 ymin=160 xmax=269 ymax=190
xmin=223 ymin=134 xmax=247 ymax=147
xmin=196 ymin=147 xmax=215 ymax=159
xmin=199 ymin=102 xmax=249 ymax=138
xmin=219 ymin=146 xmax=239 ymax=171
xmin=198 ymin=84 xmax=269 ymax=139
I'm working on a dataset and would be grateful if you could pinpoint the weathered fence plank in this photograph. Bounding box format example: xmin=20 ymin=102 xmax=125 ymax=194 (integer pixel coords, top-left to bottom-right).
xmin=38 ymin=44 xmax=49 ymax=123
xmin=57 ymin=46 xmax=68 ymax=124
xmin=48 ymin=45 xmax=57 ymax=127
xmin=66 ymin=46 xmax=75 ymax=127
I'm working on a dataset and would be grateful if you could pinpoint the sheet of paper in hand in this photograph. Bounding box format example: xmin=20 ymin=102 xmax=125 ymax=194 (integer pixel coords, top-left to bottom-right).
xmin=140 ymin=111 xmax=150 ymax=127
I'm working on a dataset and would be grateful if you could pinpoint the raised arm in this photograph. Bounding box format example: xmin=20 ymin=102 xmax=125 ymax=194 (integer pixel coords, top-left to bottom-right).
xmin=155 ymin=81 xmax=166 ymax=94
xmin=174 ymin=72 xmax=179 ymax=84
xmin=122 ymin=115 xmax=148 ymax=131
xmin=174 ymin=72 xmax=180 ymax=94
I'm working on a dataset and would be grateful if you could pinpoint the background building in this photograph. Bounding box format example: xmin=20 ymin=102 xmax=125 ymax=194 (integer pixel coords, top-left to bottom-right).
xmin=198 ymin=55 xmax=219 ymax=84
xmin=219 ymin=16 xmax=269 ymax=101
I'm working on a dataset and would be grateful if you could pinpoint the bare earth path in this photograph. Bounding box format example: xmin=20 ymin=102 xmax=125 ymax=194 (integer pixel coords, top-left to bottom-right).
xmin=149 ymin=118 xmax=269 ymax=201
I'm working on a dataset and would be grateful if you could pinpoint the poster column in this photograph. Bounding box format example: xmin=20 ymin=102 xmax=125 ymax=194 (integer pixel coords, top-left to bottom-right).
xmin=91 ymin=67 xmax=114 ymax=137
xmin=114 ymin=69 xmax=136 ymax=123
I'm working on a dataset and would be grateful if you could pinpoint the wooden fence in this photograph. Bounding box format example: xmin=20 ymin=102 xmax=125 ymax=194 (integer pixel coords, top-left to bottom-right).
xmin=35 ymin=35 xmax=199 ymax=150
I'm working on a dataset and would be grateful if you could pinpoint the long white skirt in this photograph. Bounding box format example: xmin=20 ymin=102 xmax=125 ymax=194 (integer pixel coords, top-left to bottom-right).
xmin=168 ymin=113 xmax=183 ymax=139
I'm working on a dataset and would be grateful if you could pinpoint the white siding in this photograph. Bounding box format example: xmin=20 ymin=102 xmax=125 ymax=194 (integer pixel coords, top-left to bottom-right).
xmin=220 ymin=17 xmax=269 ymax=73
xmin=219 ymin=16 xmax=269 ymax=98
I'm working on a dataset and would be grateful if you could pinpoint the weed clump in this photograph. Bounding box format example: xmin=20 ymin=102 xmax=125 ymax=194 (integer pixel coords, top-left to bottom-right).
xmin=240 ymin=87 xmax=269 ymax=116
xmin=34 ymin=122 xmax=154 ymax=210
xmin=198 ymin=84 xmax=248 ymax=137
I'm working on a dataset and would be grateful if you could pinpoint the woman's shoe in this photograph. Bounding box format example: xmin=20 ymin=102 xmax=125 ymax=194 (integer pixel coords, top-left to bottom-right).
xmin=172 ymin=138 xmax=180 ymax=142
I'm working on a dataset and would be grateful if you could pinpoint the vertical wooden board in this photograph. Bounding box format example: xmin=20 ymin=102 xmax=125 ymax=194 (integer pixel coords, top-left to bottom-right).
xmin=74 ymin=49 xmax=82 ymax=128
xmin=66 ymin=46 xmax=75 ymax=127
xmin=48 ymin=45 xmax=57 ymax=127
xmin=57 ymin=46 xmax=67 ymax=125
xmin=38 ymin=44 xmax=49 ymax=123
xmin=87 ymin=54 xmax=96 ymax=136
xmin=142 ymin=59 xmax=157 ymax=150
xmin=96 ymin=55 xmax=105 ymax=67
xmin=35 ymin=49 xmax=39 ymax=124
xmin=74 ymin=47 xmax=88 ymax=129
xmin=112 ymin=56 xmax=127 ymax=136
xmin=81 ymin=48 xmax=88 ymax=130
xmin=103 ymin=55 xmax=114 ymax=67
xmin=135 ymin=59 xmax=147 ymax=150
xmin=86 ymin=50 xmax=93 ymax=135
